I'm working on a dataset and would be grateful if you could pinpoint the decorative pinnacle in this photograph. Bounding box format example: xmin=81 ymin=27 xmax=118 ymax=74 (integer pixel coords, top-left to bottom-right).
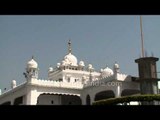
xmin=32 ymin=55 xmax=34 ymax=59
xmin=68 ymin=39 xmax=72 ymax=54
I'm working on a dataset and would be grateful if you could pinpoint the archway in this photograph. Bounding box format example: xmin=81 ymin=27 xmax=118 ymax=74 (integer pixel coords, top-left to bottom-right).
xmin=1 ymin=101 xmax=11 ymax=105
xmin=14 ymin=96 xmax=23 ymax=105
xmin=37 ymin=93 xmax=82 ymax=105
xmin=94 ymin=90 xmax=115 ymax=101
xmin=61 ymin=95 xmax=81 ymax=105
xmin=121 ymin=89 xmax=140 ymax=96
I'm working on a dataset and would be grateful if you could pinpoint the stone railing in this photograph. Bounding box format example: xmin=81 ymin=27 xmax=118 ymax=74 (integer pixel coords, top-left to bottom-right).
xmin=0 ymin=81 xmax=27 ymax=97
xmin=30 ymin=79 xmax=83 ymax=89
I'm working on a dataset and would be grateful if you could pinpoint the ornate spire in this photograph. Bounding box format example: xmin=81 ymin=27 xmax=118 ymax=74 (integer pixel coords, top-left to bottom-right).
xmin=68 ymin=39 xmax=72 ymax=54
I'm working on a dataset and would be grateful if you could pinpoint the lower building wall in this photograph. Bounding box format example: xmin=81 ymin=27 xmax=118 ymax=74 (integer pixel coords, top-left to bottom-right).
xmin=37 ymin=94 xmax=82 ymax=105
xmin=37 ymin=95 xmax=61 ymax=105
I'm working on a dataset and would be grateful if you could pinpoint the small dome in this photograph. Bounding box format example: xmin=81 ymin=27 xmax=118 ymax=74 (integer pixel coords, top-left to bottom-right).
xmin=48 ymin=67 xmax=53 ymax=72
xmin=63 ymin=53 xmax=78 ymax=66
xmin=103 ymin=67 xmax=113 ymax=74
xmin=88 ymin=64 xmax=94 ymax=71
xmin=12 ymin=80 xmax=16 ymax=84
xmin=100 ymin=69 xmax=104 ymax=72
xmin=79 ymin=61 xmax=85 ymax=67
xmin=27 ymin=58 xmax=38 ymax=69
xmin=101 ymin=67 xmax=113 ymax=77
xmin=88 ymin=64 xmax=93 ymax=69
xmin=114 ymin=63 xmax=120 ymax=69
xmin=57 ymin=63 xmax=61 ymax=68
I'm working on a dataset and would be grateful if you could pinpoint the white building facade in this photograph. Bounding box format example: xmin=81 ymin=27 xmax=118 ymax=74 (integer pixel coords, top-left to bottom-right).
xmin=0 ymin=41 xmax=140 ymax=105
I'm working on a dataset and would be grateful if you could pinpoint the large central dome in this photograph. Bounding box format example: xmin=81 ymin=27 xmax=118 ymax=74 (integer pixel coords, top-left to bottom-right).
xmin=60 ymin=40 xmax=78 ymax=66
xmin=64 ymin=53 xmax=78 ymax=66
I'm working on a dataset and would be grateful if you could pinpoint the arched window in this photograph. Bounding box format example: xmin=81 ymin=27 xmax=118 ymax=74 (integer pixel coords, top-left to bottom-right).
xmin=94 ymin=90 xmax=115 ymax=101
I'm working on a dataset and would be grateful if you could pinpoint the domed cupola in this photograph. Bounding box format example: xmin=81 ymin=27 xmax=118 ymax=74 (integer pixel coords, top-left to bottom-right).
xmin=114 ymin=62 xmax=119 ymax=69
xmin=87 ymin=64 xmax=94 ymax=72
xmin=63 ymin=53 xmax=78 ymax=66
xmin=101 ymin=66 xmax=113 ymax=77
xmin=79 ymin=61 xmax=85 ymax=67
xmin=61 ymin=40 xmax=78 ymax=66
xmin=27 ymin=56 xmax=38 ymax=69
xmin=113 ymin=62 xmax=120 ymax=73
xmin=103 ymin=67 xmax=113 ymax=75
xmin=25 ymin=56 xmax=39 ymax=79
xmin=48 ymin=66 xmax=53 ymax=72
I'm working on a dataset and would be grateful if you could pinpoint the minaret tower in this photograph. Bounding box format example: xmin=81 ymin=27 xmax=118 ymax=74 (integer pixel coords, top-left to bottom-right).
xmin=24 ymin=56 xmax=39 ymax=81
xmin=135 ymin=57 xmax=159 ymax=95
xmin=135 ymin=16 xmax=160 ymax=96
xmin=113 ymin=62 xmax=120 ymax=79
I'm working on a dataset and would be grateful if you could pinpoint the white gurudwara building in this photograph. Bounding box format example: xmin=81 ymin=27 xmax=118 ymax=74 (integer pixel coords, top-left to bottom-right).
xmin=0 ymin=40 xmax=140 ymax=105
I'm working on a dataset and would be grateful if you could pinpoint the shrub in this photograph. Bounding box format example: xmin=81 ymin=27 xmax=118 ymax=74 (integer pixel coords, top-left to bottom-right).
xmin=93 ymin=94 xmax=160 ymax=105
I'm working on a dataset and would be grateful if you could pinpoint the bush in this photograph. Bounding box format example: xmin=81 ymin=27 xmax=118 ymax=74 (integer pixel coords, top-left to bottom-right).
xmin=93 ymin=94 xmax=160 ymax=105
